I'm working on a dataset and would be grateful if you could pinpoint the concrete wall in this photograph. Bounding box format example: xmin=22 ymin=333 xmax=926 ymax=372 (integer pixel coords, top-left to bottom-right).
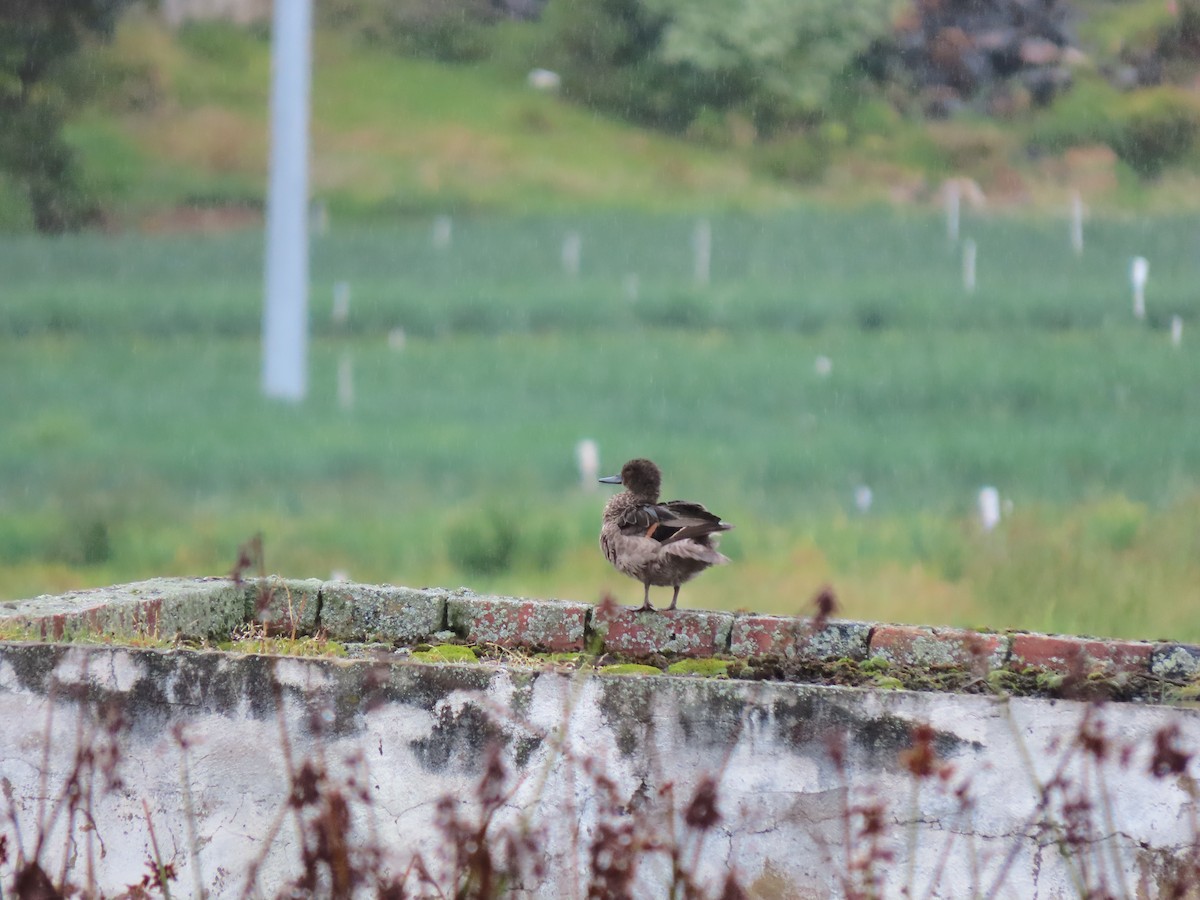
xmin=2 ymin=579 xmax=1200 ymax=897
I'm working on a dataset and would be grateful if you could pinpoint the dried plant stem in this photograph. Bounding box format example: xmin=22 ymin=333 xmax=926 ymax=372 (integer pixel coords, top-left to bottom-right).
xmin=142 ymin=799 xmax=172 ymax=900
xmin=176 ymin=729 xmax=206 ymax=899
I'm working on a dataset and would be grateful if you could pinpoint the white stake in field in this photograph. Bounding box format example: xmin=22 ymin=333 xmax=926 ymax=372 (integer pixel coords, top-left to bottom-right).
xmin=978 ymin=486 xmax=1001 ymax=531
xmin=562 ymin=231 xmax=582 ymax=277
xmin=623 ymin=273 xmax=640 ymax=302
xmin=963 ymin=238 xmax=977 ymax=294
xmin=338 ymin=352 xmax=354 ymax=411
xmin=1070 ymin=191 xmax=1084 ymax=256
xmin=945 ymin=181 xmax=961 ymax=244
xmin=1131 ymin=256 xmax=1149 ymax=320
xmin=432 ymin=215 xmax=453 ymax=250
xmin=310 ymin=200 xmax=329 ymax=236
xmin=693 ymin=219 xmax=712 ymax=286
xmin=576 ymin=439 xmax=599 ymax=491
xmin=331 ymin=281 xmax=350 ymax=325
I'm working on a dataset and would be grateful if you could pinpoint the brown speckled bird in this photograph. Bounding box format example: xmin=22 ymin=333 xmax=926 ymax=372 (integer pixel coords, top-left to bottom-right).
xmin=599 ymin=458 xmax=733 ymax=612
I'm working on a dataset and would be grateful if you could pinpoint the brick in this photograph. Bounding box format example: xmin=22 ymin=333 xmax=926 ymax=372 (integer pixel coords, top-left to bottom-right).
xmin=244 ymin=577 xmax=322 ymax=635
xmin=321 ymin=583 xmax=444 ymax=643
xmin=730 ymin=615 xmax=871 ymax=661
xmin=590 ymin=603 xmax=732 ymax=658
xmin=1151 ymin=643 xmax=1200 ymax=681
xmin=870 ymin=624 xmax=1008 ymax=671
xmin=0 ymin=578 xmax=246 ymax=641
xmin=447 ymin=594 xmax=589 ymax=652
xmin=133 ymin=578 xmax=246 ymax=638
xmin=1009 ymin=634 xmax=1153 ymax=676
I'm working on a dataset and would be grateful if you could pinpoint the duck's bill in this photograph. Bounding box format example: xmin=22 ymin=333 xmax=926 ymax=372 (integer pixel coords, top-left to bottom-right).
xmin=598 ymin=475 xmax=623 ymax=484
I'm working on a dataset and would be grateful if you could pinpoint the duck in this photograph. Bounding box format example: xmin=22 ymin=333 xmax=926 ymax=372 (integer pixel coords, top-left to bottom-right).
xmin=599 ymin=458 xmax=733 ymax=611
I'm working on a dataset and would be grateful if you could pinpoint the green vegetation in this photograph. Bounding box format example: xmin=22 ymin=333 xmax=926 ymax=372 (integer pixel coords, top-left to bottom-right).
xmin=0 ymin=1 xmax=139 ymax=232
xmin=3 ymin=211 xmax=1200 ymax=641
xmin=411 ymin=644 xmax=479 ymax=663
xmin=33 ymin=14 xmax=799 ymax=229
xmin=4 ymin=5 xmax=1199 ymax=233
xmin=599 ymin=663 xmax=664 ymax=676
xmin=1030 ymin=79 xmax=1200 ymax=177
xmin=0 ymin=619 xmax=348 ymax=658
xmin=666 ymin=658 xmax=731 ymax=677
xmin=218 ymin=633 xmax=348 ymax=657
xmin=6 ymin=1 xmax=1200 ymax=651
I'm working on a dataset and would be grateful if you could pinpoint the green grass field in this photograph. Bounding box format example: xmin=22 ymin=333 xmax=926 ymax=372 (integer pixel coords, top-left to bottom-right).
xmin=4 ymin=208 xmax=1200 ymax=640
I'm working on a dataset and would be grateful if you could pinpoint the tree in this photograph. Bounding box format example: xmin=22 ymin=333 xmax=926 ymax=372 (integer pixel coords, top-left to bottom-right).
xmin=0 ymin=0 xmax=132 ymax=232
xmin=538 ymin=0 xmax=900 ymax=135
xmin=646 ymin=0 xmax=900 ymax=126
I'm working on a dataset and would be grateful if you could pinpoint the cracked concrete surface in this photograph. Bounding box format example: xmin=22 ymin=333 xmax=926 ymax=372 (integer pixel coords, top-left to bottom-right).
xmin=0 ymin=640 xmax=1198 ymax=897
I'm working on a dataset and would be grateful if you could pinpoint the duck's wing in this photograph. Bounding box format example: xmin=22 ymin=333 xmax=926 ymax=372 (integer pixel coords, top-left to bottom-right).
xmin=617 ymin=500 xmax=732 ymax=544
xmin=614 ymin=503 xmax=665 ymax=536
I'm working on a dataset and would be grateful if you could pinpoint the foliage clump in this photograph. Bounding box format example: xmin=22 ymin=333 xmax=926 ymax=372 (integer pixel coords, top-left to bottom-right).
xmin=411 ymin=643 xmax=479 ymax=663
xmin=447 ymin=507 xmax=563 ymax=577
xmin=1030 ymin=80 xmax=1200 ymax=177
xmin=536 ymin=0 xmax=898 ymax=136
xmin=0 ymin=1 xmax=134 ymax=232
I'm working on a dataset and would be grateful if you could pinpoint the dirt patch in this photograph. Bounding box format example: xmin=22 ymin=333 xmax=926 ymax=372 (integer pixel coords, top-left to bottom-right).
xmin=139 ymin=204 xmax=262 ymax=234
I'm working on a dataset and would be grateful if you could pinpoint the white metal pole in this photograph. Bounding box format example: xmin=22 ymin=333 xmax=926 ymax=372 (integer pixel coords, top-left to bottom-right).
xmin=262 ymin=0 xmax=313 ymax=401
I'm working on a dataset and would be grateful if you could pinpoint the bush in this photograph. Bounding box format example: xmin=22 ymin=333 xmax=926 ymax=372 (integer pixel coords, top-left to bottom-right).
xmin=1112 ymin=87 xmax=1200 ymax=176
xmin=0 ymin=0 xmax=131 ymax=232
xmin=537 ymin=0 xmax=896 ymax=135
xmin=1030 ymin=81 xmax=1200 ymax=178
xmin=321 ymin=0 xmax=500 ymax=63
xmin=176 ymin=20 xmax=260 ymax=66
xmin=631 ymin=290 xmax=713 ymax=327
xmin=1027 ymin=79 xmax=1123 ymax=153
xmin=447 ymin=509 xmax=520 ymax=576
xmin=0 ymin=101 xmax=100 ymax=233
xmin=535 ymin=0 xmax=694 ymax=130
xmin=754 ymin=132 xmax=833 ymax=183
xmin=446 ymin=505 xmax=566 ymax=577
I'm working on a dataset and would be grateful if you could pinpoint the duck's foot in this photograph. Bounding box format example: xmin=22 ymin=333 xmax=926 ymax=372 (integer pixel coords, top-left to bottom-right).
xmin=636 ymin=585 xmax=657 ymax=613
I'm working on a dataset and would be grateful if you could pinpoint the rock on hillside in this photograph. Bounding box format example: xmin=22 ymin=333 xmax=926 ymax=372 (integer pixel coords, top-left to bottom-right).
xmin=890 ymin=0 xmax=1082 ymax=117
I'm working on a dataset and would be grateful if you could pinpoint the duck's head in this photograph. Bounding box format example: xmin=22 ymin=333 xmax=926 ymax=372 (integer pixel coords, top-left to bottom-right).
xmin=599 ymin=458 xmax=662 ymax=499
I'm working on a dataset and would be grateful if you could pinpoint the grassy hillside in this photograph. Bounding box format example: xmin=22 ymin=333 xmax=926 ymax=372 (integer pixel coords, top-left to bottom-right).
xmin=55 ymin=13 xmax=807 ymax=229
xmin=36 ymin=8 xmax=1200 ymax=230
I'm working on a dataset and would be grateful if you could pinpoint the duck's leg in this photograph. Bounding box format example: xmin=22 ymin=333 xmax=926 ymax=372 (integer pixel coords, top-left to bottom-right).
xmin=668 ymin=584 xmax=680 ymax=610
xmin=638 ymin=582 xmax=656 ymax=612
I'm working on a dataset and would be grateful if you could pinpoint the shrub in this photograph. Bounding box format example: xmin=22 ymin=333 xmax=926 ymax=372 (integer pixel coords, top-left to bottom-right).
xmin=447 ymin=509 xmax=520 ymax=576
xmin=631 ymin=290 xmax=713 ymax=327
xmin=1030 ymin=81 xmax=1200 ymax=178
xmin=0 ymin=0 xmax=131 ymax=232
xmin=321 ymin=0 xmax=500 ymax=63
xmin=537 ymin=0 xmax=897 ymax=134
xmin=754 ymin=132 xmax=832 ymax=183
xmin=1112 ymin=87 xmax=1200 ymax=176
xmin=446 ymin=505 xmax=565 ymax=577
